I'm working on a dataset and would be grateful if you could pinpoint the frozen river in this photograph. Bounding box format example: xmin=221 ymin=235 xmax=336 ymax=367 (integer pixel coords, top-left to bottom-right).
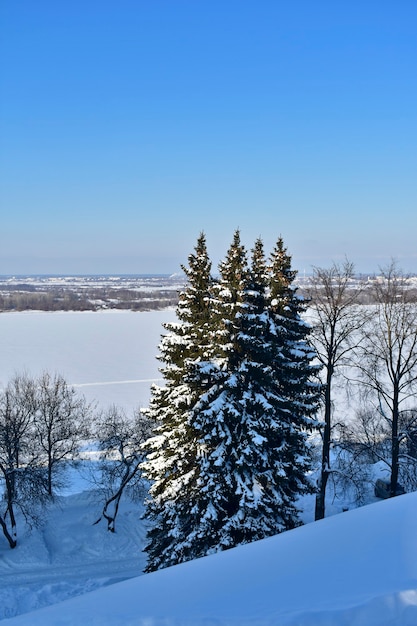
xmin=0 ymin=309 xmax=177 ymax=413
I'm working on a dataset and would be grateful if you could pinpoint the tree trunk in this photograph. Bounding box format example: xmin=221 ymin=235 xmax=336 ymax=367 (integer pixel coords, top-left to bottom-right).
xmin=315 ymin=366 xmax=332 ymax=520
xmin=47 ymin=432 xmax=53 ymax=497
xmin=48 ymin=456 xmax=53 ymax=497
xmin=2 ymin=476 xmax=17 ymax=548
xmin=0 ymin=515 xmax=16 ymax=549
xmin=93 ymin=462 xmax=140 ymax=532
xmin=390 ymin=386 xmax=400 ymax=497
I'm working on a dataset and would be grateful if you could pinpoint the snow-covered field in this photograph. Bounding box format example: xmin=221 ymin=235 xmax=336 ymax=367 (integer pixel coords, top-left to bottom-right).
xmin=0 ymin=309 xmax=176 ymax=412
xmin=0 ymin=309 xmax=415 ymax=624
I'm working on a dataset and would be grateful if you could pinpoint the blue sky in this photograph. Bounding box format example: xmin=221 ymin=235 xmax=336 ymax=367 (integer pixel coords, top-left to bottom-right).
xmin=1 ymin=1 xmax=416 ymax=275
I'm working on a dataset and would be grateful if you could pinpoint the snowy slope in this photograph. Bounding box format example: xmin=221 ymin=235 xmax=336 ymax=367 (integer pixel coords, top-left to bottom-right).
xmin=0 ymin=467 xmax=149 ymax=620
xmin=3 ymin=492 xmax=417 ymax=626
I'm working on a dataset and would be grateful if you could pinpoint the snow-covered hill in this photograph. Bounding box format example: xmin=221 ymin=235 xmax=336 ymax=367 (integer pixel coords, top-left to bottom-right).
xmin=0 ymin=467 xmax=148 ymax=620
xmin=1 ymin=310 xmax=415 ymax=624
xmin=3 ymin=490 xmax=417 ymax=625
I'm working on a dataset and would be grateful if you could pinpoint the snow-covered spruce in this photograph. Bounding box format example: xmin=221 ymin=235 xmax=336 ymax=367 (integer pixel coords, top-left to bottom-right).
xmin=142 ymin=233 xmax=215 ymax=571
xmin=141 ymin=232 xmax=321 ymax=571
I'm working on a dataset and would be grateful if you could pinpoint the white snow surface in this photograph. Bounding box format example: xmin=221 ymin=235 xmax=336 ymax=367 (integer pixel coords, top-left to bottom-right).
xmin=2 ymin=492 xmax=417 ymax=625
xmin=1 ymin=309 xmax=416 ymax=624
xmin=0 ymin=466 xmax=148 ymax=620
xmin=0 ymin=309 xmax=177 ymax=412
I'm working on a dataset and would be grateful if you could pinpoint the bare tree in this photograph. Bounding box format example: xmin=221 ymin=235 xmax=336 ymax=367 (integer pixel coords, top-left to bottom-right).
xmin=93 ymin=406 xmax=154 ymax=532
xmin=339 ymin=405 xmax=417 ymax=494
xmin=33 ymin=372 xmax=92 ymax=497
xmin=0 ymin=371 xmax=92 ymax=548
xmin=357 ymin=261 xmax=417 ymax=497
xmin=306 ymin=260 xmax=367 ymax=520
xmin=0 ymin=374 xmax=45 ymax=549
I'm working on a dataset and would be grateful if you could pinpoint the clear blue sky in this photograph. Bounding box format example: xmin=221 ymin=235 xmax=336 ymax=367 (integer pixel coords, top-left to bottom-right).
xmin=1 ymin=1 xmax=416 ymax=275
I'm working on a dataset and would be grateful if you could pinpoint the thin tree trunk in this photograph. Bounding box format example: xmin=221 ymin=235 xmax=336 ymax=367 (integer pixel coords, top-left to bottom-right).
xmin=48 ymin=456 xmax=53 ymax=497
xmin=3 ymin=475 xmax=17 ymax=548
xmin=0 ymin=515 xmax=16 ymax=549
xmin=315 ymin=366 xmax=332 ymax=520
xmin=390 ymin=386 xmax=400 ymax=497
xmin=93 ymin=462 xmax=140 ymax=532
xmin=103 ymin=490 xmax=123 ymax=532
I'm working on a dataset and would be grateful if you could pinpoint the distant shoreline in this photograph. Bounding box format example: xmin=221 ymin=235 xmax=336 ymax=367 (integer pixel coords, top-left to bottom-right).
xmin=0 ymin=275 xmax=185 ymax=313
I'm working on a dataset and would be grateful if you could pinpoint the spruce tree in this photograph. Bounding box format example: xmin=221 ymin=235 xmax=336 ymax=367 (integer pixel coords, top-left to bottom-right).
xmin=142 ymin=232 xmax=215 ymax=572
xmin=142 ymin=232 xmax=320 ymax=571
xmin=267 ymin=236 xmax=321 ymax=523
xmin=189 ymin=234 xmax=319 ymax=552
xmin=185 ymin=229 xmax=251 ymax=552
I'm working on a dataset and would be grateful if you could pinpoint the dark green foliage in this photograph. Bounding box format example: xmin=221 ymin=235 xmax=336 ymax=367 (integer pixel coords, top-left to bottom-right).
xmin=142 ymin=231 xmax=320 ymax=572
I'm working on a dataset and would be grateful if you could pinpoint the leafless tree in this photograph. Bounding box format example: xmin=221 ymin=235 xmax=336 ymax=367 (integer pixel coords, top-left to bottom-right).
xmin=306 ymin=260 xmax=367 ymax=520
xmin=328 ymin=438 xmax=373 ymax=507
xmin=0 ymin=371 xmax=92 ymax=548
xmin=33 ymin=372 xmax=92 ymax=497
xmin=339 ymin=405 xmax=417 ymax=493
xmin=356 ymin=261 xmax=417 ymax=497
xmin=92 ymin=406 xmax=155 ymax=532
xmin=0 ymin=374 xmax=45 ymax=549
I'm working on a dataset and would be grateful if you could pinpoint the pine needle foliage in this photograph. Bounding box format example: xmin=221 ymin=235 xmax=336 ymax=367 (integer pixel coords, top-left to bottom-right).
xmin=142 ymin=231 xmax=320 ymax=572
xmin=142 ymin=233 xmax=215 ymax=571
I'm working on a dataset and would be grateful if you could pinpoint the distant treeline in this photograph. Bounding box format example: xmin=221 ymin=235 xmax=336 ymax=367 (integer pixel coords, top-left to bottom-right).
xmin=0 ymin=287 xmax=179 ymax=312
xmin=2 ymin=278 xmax=417 ymax=312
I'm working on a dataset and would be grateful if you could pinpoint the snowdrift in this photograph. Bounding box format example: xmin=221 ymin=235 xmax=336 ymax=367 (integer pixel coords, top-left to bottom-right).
xmin=4 ymin=491 xmax=417 ymax=625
